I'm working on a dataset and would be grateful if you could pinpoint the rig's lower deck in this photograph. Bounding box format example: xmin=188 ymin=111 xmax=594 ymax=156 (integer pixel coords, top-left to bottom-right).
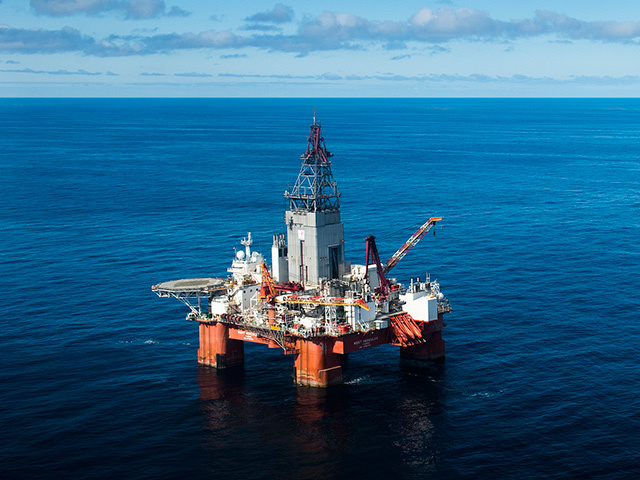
xmin=197 ymin=314 xmax=446 ymax=387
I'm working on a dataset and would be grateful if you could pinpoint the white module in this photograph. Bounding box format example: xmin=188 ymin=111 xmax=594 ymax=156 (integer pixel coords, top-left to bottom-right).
xmin=400 ymin=280 xmax=439 ymax=322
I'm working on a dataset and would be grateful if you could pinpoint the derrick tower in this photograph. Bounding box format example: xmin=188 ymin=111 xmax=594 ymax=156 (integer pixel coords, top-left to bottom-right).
xmin=283 ymin=112 xmax=347 ymax=285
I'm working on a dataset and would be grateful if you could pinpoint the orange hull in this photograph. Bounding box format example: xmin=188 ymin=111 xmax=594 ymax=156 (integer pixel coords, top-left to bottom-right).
xmin=294 ymin=338 xmax=344 ymax=387
xmin=197 ymin=314 xmax=445 ymax=387
xmin=198 ymin=322 xmax=244 ymax=368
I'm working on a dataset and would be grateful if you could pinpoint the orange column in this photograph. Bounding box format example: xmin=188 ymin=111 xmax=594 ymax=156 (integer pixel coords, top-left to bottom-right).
xmin=197 ymin=323 xmax=210 ymax=366
xmin=400 ymin=330 xmax=445 ymax=360
xmin=399 ymin=313 xmax=446 ymax=361
xmin=294 ymin=338 xmax=343 ymax=387
xmin=198 ymin=322 xmax=244 ymax=369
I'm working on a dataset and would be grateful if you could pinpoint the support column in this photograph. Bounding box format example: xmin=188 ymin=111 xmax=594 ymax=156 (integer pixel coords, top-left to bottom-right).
xmin=400 ymin=330 xmax=445 ymax=360
xmin=198 ymin=322 xmax=244 ymax=369
xmin=294 ymin=338 xmax=343 ymax=387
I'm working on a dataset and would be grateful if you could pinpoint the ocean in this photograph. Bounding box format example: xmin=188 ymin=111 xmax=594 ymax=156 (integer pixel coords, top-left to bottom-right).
xmin=1 ymin=98 xmax=639 ymax=479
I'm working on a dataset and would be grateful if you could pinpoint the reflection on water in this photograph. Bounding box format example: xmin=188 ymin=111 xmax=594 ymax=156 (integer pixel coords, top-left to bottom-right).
xmin=395 ymin=360 xmax=447 ymax=474
xmin=195 ymin=354 xmax=448 ymax=479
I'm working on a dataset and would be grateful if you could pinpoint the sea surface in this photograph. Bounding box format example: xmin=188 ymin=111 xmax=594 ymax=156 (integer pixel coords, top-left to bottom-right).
xmin=1 ymin=98 xmax=639 ymax=479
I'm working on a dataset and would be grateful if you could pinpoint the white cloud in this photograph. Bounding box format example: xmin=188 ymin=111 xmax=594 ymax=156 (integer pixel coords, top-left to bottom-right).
xmin=31 ymin=0 xmax=114 ymax=16
xmin=174 ymin=72 xmax=213 ymax=77
xmin=0 ymin=25 xmax=94 ymax=53
xmin=213 ymin=71 xmax=640 ymax=87
xmin=1 ymin=67 xmax=104 ymax=75
xmin=30 ymin=0 xmax=186 ymax=19
xmin=245 ymin=4 xmax=294 ymax=24
xmin=125 ymin=0 xmax=164 ymax=19
xmin=5 ymin=7 xmax=640 ymax=58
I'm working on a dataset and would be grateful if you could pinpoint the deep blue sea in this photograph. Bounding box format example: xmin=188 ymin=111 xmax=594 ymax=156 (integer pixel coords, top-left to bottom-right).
xmin=1 ymin=98 xmax=639 ymax=479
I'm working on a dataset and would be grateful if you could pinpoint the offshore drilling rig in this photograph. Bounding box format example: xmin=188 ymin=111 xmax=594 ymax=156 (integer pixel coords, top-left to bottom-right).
xmin=152 ymin=113 xmax=451 ymax=387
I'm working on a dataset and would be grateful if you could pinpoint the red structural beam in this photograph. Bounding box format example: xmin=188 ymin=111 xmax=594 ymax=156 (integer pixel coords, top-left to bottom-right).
xmin=365 ymin=235 xmax=390 ymax=297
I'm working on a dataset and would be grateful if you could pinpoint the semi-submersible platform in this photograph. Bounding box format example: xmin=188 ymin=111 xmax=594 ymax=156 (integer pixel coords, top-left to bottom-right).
xmin=152 ymin=114 xmax=451 ymax=387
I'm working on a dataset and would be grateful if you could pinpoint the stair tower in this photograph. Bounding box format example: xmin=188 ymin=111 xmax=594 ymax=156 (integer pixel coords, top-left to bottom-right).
xmin=284 ymin=112 xmax=347 ymax=285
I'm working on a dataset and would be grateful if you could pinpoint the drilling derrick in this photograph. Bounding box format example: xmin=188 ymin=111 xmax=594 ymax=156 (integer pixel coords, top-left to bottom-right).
xmin=152 ymin=112 xmax=451 ymax=388
xmin=283 ymin=112 xmax=346 ymax=285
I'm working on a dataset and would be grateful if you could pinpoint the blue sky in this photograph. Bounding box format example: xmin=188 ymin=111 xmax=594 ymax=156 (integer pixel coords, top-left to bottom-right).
xmin=2 ymin=0 xmax=640 ymax=96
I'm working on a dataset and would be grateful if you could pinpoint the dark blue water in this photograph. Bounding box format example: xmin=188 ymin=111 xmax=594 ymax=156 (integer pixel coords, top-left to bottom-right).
xmin=1 ymin=98 xmax=639 ymax=479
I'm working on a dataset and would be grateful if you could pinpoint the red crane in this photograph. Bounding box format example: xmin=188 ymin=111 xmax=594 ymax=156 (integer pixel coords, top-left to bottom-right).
xmin=260 ymin=262 xmax=304 ymax=304
xmin=365 ymin=217 xmax=442 ymax=297
xmin=383 ymin=217 xmax=442 ymax=274
xmin=365 ymin=235 xmax=391 ymax=297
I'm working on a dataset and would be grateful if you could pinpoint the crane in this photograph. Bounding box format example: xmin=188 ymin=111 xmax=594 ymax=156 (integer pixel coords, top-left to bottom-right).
xmin=365 ymin=234 xmax=391 ymax=297
xmin=365 ymin=216 xmax=442 ymax=297
xmin=260 ymin=262 xmax=305 ymax=304
xmin=260 ymin=262 xmax=278 ymax=303
xmin=383 ymin=217 xmax=441 ymax=274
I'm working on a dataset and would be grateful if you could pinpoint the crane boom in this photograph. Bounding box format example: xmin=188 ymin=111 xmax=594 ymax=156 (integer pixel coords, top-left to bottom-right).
xmin=383 ymin=217 xmax=442 ymax=274
xmin=365 ymin=235 xmax=390 ymax=297
xmin=260 ymin=262 xmax=304 ymax=303
xmin=260 ymin=262 xmax=277 ymax=303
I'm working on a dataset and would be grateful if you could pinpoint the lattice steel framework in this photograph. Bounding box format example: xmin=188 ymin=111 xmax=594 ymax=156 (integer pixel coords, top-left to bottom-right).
xmin=284 ymin=112 xmax=340 ymax=212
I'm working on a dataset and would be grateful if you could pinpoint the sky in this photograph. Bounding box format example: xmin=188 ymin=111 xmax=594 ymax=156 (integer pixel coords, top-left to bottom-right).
xmin=2 ymin=0 xmax=640 ymax=96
